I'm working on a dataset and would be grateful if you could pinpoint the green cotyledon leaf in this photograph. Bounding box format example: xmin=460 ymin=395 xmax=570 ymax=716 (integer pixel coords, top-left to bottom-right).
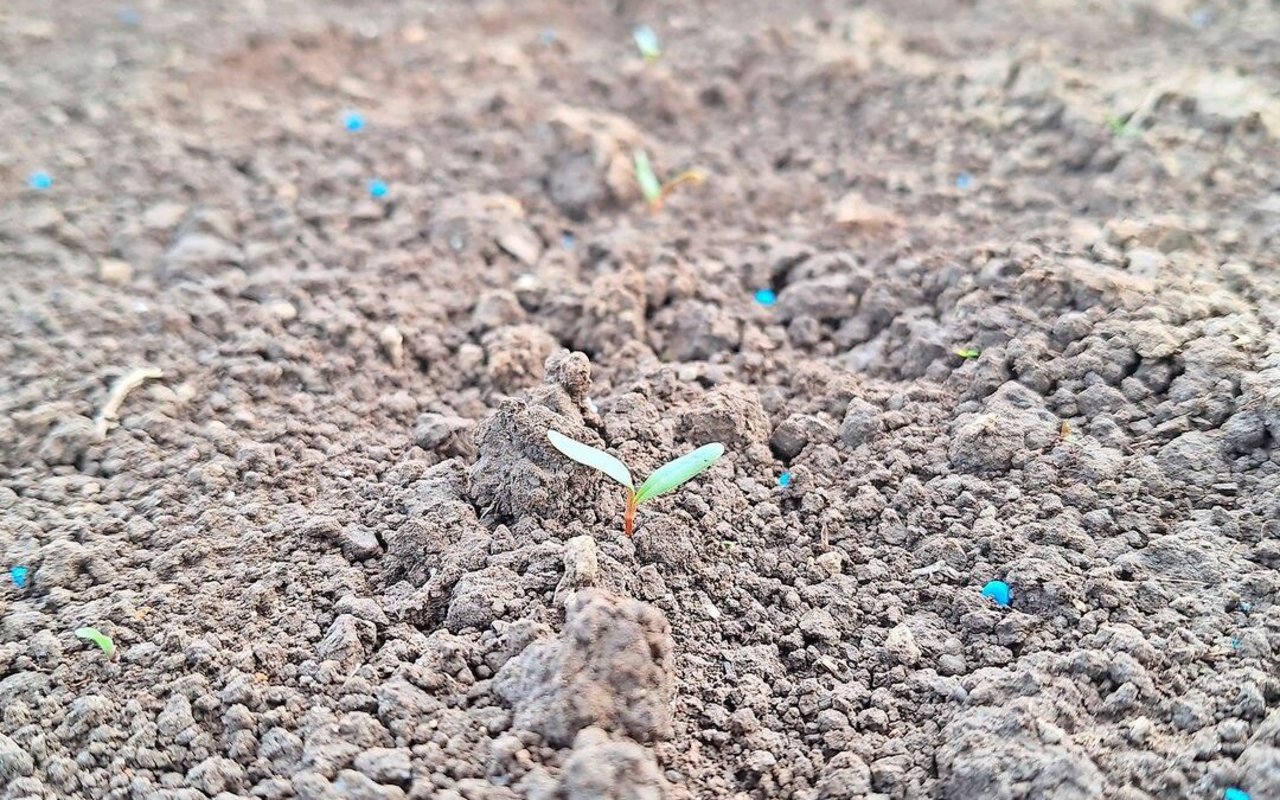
xmin=75 ymin=627 xmax=116 ymax=659
xmin=547 ymin=429 xmax=634 ymax=490
xmin=635 ymin=442 xmax=725 ymax=504
xmin=633 ymin=150 xmax=663 ymax=205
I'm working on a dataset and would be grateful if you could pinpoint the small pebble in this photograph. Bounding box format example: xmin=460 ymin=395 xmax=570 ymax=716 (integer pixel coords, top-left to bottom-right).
xmin=1231 ymin=637 xmax=1241 ymax=650
xmin=10 ymin=566 xmax=29 ymax=589
xmin=343 ymin=111 xmax=366 ymax=132
xmin=955 ymin=172 xmax=973 ymax=190
xmin=98 ymin=258 xmax=133 ymax=286
xmin=263 ymin=299 xmax=298 ymax=321
xmin=1240 ymin=601 xmax=1252 ymax=613
xmin=1223 ymin=789 xmax=1250 ymax=800
xmin=754 ymin=288 xmax=776 ymax=306
xmin=981 ymin=580 xmax=1011 ymax=607
xmin=815 ymin=550 xmax=843 ymax=577
xmin=28 ymin=171 xmax=52 ymax=190
xmin=368 ymin=179 xmax=388 ymax=199
xmin=778 ymin=471 xmax=792 ymax=488
xmin=378 ymin=324 xmax=404 ymax=366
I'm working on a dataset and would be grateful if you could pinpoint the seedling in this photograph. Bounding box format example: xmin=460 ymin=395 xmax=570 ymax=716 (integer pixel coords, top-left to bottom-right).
xmin=75 ymin=627 xmax=116 ymax=659
xmin=1105 ymin=114 xmax=1139 ymax=138
xmin=632 ymin=25 xmax=662 ymax=62
xmin=633 ymin=149 xmax=707 ymax=212
xmin=547 ymin=429 xmax=725 ymax=537
xmin=953 ymin=346 xmax=981 ymax=359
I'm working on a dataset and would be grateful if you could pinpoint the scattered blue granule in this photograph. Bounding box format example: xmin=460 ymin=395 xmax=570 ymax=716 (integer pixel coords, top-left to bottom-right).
xmin=956 ymin=172 xmax=973 ymax=190
xmin=343 ymin=111 xmax=366 ymax=132
xmin=1224 ymin=788 xmax=1250 ymax=800
xmin=368 ymin=179 xmax=388 ymax=199
xmin=28 ymin=171 xmax=52 ymax=190
xmin=754 ymin=288 xmax=776 ymax=306
xmin=10 ymin=566 xmax=29 ymax=589
xmin=779 ymin=471 xmax=792 ymax=488
xmin=981 ymin=580 xmax=1011 ymax=607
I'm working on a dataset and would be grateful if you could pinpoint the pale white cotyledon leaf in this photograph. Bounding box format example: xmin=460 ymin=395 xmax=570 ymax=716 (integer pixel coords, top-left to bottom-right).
xmin=547 ymin=429 xmax=634 ymax=490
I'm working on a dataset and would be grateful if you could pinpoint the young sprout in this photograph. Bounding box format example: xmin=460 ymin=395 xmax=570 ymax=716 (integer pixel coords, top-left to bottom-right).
xmin=634 ymin=150 xmax=663 ymax=205
xmin=953 ymin=346 xmax=981 ymax=359
xmin=547 ymin=429 xmax=725 ymax=537
xmin=633 ymin=149 xmax=707 ymax=213
xmin=75 ymin=627 xmax=117 ymax=660
xmin=632 ymin=25 xmax=662 ymax=62
xmin=1105 ymin=114 xmax=1139 ymax=138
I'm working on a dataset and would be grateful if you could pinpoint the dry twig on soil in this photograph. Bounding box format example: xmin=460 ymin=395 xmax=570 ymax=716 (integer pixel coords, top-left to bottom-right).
xmin=94 ymin=367 xmax=164 ymax=440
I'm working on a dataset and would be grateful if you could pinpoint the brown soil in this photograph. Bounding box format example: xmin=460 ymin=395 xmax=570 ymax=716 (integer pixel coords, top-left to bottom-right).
xmin=3 ymin=1 xmax=1280 ymax=798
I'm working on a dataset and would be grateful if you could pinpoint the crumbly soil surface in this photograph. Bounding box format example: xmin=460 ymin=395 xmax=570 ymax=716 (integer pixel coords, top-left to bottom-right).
xmin=3 ymin=1 xmax=1280 ymax=798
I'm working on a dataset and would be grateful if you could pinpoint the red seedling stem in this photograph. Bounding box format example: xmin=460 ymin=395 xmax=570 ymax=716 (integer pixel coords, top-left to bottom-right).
xmin=624 ymin=489 xmax=638 ymax=538
xmin=648 ymin=169 xmax=708 ymax=214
